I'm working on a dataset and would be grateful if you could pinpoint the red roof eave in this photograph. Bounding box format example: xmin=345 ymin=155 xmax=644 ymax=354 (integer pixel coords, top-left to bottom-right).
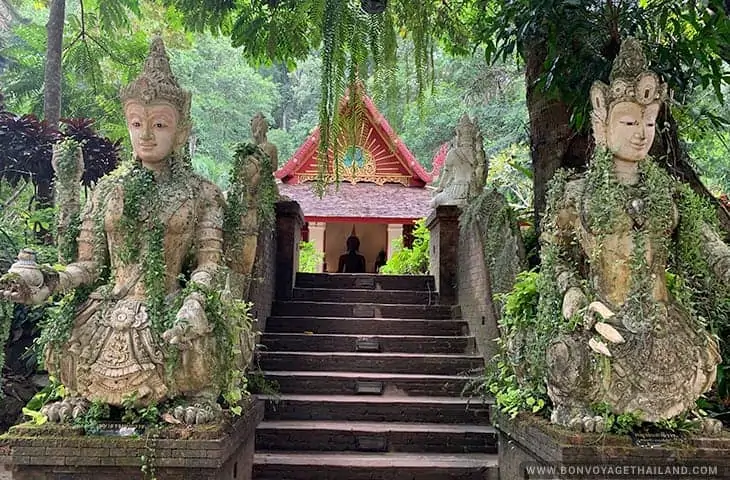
xmin=275 ymin=130 xmax=320 ymax=180
xmin=305 ymin=215 xmax=420 ymax=224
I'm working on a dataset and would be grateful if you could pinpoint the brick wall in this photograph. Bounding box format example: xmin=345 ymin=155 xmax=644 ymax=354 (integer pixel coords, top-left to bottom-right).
xmin=247 ymin=223 xmax=276 ymax=333
xmin=0 ymin=401 xmax=263 ymax=480
xmin=457 ymin=222 xmax=500 ymax=361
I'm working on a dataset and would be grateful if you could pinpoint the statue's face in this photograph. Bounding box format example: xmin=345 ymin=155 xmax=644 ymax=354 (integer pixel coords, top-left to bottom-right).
xmin=606 ymin=101 xmax=659 ymax=162
xmin=125 ymin=101 xmax=183 ymax=167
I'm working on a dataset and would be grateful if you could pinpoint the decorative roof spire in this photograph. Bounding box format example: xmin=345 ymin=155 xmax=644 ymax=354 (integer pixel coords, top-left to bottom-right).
xmin=119 ymin=36 xmax=191 ymax=126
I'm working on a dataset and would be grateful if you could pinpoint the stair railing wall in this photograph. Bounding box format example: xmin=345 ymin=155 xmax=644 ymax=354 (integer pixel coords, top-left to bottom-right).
xmin=425 ymin=205 xmax=460 ymax=305
xmin=274 ymin=200 xmax=305 ymax=301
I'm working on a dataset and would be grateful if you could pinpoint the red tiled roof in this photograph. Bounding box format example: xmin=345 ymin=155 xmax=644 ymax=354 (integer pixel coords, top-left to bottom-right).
xmin=278 ymin=182 xmax=432 ymax=221
xmin=430 ymin=142 xmax=449 ymax=181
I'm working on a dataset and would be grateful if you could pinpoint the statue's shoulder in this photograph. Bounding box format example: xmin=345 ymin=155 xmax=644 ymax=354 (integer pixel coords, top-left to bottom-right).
xmin=91 ymin=168 xmax=128 ymax=199
xmin=547 ymin=171 xmax=585 ymax=212
xmin=189 ymin=172 xmax=225 ymax=205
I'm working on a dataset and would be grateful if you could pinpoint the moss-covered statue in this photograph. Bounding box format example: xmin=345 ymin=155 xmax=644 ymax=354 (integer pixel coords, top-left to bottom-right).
xmin=0 ymin=38 xmax=273 ymax=424
xmin=540 ymin=38 xmax=728 ymax=432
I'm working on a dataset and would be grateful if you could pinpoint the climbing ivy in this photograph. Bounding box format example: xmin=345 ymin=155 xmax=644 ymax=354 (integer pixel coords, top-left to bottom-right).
xmin=53 ymin=138 xmax=84 ymax=265
xmin=0 ymin=301 xmax=13 ymax=396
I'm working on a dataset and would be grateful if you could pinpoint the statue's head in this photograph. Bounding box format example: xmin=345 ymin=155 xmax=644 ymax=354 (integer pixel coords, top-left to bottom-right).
xmin=346 ymin=235 xmax=360 ymax=252
xmin=455 ymin=114 xmax=478 ymax=147
xmin=251 ymin=112 xmax=268 ymax=144
xmin=120 ymin=37 xmax=192 ymax=167
xmin=590 ymin=38 xmax=667 ymax=162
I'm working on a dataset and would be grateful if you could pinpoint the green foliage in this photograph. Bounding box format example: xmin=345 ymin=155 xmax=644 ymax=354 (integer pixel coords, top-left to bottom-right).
xmin=73 ymin=399 xmax=110 ymax=435
xmin=20 ymin=376 xmax=66 ymax=425
xmin=35 ymin=284 xmax=94 ymax=368
xmin=590 ymin=403 xmax=644 ymax=435
xmin=122 ymin=393 xmax=161 ymax=425
xmin=465 ymin=0 xmax=730 ymax=132
xmin=0 ymin=301 xmax=13 ymax=395
xmin=477 ymin=271 xmax=547 ymax=417
xmin=671 ymin=184 xmax=730 ymax=401
xmin=163 ymin=0 xmax=469 ymax=181
xmin=1 ymin=2 xmax=149 ymax=137
xmin=298 ymin=241 xmax=323 ymax=273
xmin=224 ymin=143 xmax=278 ymax=240
xmin=169 ymin=35 xmax=280 ymax=188
xmin=380 ymin=219 xmax=429 ymax=275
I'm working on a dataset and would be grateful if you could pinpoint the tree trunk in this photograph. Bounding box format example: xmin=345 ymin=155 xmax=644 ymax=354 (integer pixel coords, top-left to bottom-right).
xmin=524 ymin=38 xmax=590 ymax=233
xmin=44 ymin=0 xmax=64 ymax=129
xmin=38 ymin=0 xmax=65 ymax=242
xmin=652 ymin=107 xmax=730 ymax=237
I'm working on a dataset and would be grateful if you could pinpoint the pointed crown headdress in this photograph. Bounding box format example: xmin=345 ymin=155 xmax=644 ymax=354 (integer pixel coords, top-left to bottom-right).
xmin=590 ymin=38 xmax=668 ymax=145
xmin=120 ymin=37 xmax=192 ymax=126
xmin=455 ymin=114 xmax=478 ymax=145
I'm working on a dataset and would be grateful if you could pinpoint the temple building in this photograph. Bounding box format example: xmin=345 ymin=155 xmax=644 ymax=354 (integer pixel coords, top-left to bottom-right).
xmin=276 ymin=92 xmax=435 ymax=273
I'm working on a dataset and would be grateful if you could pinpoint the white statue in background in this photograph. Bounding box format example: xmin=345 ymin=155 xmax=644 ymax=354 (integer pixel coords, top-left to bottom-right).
xmin=430 ymin=114 xmax=486 ymax=208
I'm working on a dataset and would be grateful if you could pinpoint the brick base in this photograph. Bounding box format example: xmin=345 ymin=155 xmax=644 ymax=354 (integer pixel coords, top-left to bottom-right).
xmin=496 ymin=410 xmax=730 ymax=479
xmin=0 ymin=400 xmax=263 ymax=480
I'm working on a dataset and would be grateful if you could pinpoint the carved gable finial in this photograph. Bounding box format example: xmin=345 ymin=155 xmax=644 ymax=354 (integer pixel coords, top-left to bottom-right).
xmin=120 ymin=36 xmax=192 ymax=126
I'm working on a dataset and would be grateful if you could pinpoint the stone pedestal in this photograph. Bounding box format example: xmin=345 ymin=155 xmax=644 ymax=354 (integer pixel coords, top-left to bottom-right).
xmin=426 ymin=205 xmax=460 ymax=305
xmin=0 ymin=400 xmax=264 ymax=480
xmin=496 ymin=411 xmax=730 ymax=479
xmin=275 ymin=200 xmax=304 ymax=300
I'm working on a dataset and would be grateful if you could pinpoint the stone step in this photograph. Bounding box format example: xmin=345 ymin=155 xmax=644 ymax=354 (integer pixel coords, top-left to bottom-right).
xmin=262 ymin=371 xmax=475 ymax=396
xmin=253 ymin=451 xmax=499 ymax=480
xmin=258 ymin=394 xmax=492 ymax=425
xmin=258 ymin=351 xmax=484 ymax=375
xmin=256 ymin=420 xmax=497 ymax=454
xmin=292 ymin=287 xmax=438 ymax=305
xmin=265 ymin=316 xmax=468 ymax=336
xmin=272 ymin=301 xmax=454 ymax=319
xmin=260 ymin=333 xmax=474 ymax=354
xmin=295 ymin=272 xmax=436 ymax=292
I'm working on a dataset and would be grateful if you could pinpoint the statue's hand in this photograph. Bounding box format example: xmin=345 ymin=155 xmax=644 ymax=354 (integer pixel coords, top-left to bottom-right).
xmin=162 ymin=293 xmax=211 ymax=347
xmin=0 ymin=271 xmax=51 ymax=305
xmin=562 ymin=286 xmax=587 ymax=320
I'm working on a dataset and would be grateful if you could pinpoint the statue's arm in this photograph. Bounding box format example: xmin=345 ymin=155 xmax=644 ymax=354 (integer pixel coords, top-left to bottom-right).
xmin=57 ymin=185 xmax=107 ymax=292
xmin=163 ymin=181 xmax=224 ymax=346
xmin=543 ymin=180 xmax=589 ymax=319
xmin=700 ymin=223 xmax=730 ymax=284
xmin=190 ymin=181 xmax=225 ymax=288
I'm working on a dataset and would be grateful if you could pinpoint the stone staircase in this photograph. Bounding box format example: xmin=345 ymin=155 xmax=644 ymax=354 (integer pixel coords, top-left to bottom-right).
xmin=252 ymin=273 xmax=498 ymax=480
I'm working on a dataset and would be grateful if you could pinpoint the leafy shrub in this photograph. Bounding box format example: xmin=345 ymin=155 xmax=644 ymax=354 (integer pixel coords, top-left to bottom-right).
xmin=380 ymin=219 xmax=429 ymax=275
xmin=298 ymin=241 xmax=323 ymax=273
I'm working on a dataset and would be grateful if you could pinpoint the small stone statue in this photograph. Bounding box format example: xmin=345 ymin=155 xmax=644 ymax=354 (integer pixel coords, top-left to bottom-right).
xmin=0 ymin=37 xmax=259 ymax=425
xmin=430 ymin=114 xmax=486 ymax=208
xmin=541 ymin=38 xmax=725 ymax=432
xmin=251 ymin=112 xmax=279 ymax=171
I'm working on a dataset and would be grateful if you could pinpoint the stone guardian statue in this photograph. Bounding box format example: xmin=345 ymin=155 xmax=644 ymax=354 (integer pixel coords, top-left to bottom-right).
xmin=541 ymin=38 xmax=725 ymax=432
xmin=0 ymin=37 xmax=260 ymax=425
xmin=430 ymin=114 xmax=486 ymax=208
